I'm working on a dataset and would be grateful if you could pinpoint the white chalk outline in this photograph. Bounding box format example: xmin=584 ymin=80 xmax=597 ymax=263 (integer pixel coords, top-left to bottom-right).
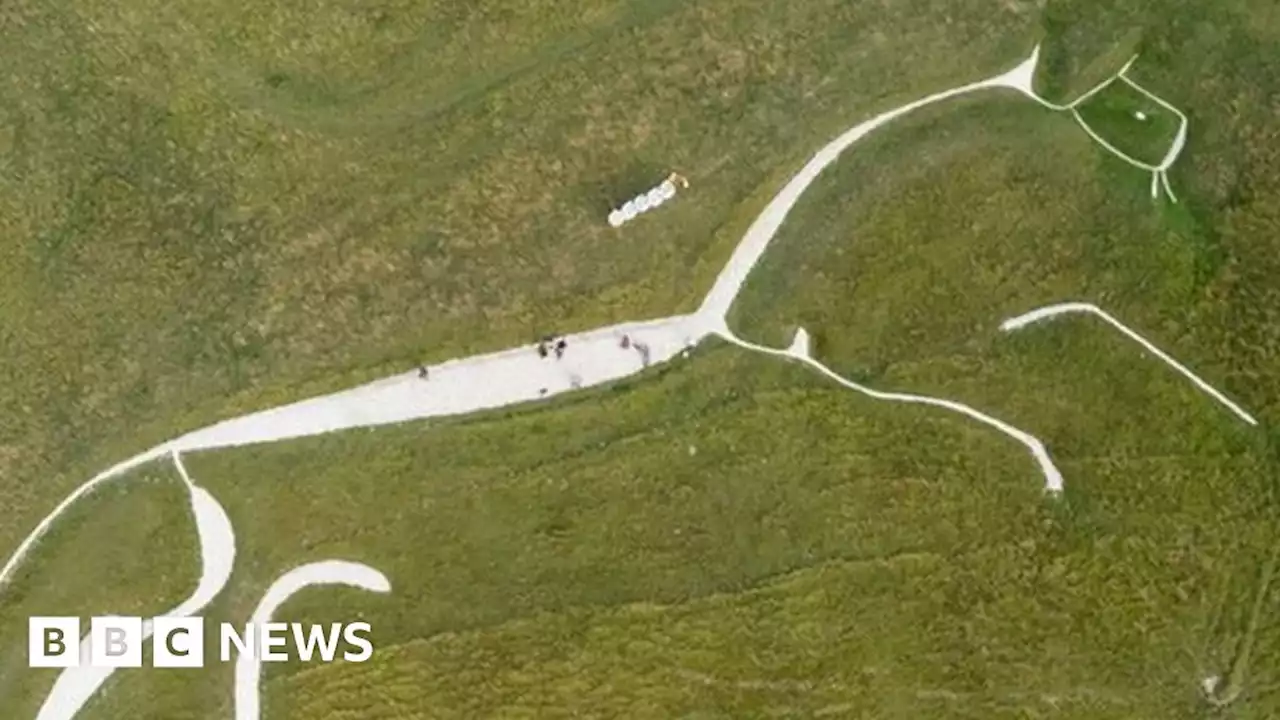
xmin=1000 ymin=302 xmax=1257 ymax=426
xmin=1 ymin=45 xmax=1065 ymax=599
xmin=2 ymin=43 xmax=1254 ymax=719
xmin=1023 ymin=54 xmax=1188 ymax=202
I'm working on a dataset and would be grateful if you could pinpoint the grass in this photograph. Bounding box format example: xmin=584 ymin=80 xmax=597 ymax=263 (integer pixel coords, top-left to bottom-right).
xmin=0 ymin=463 xmax=196 ymax=717
xmin=68 ymin=346 xmax=1039 ymax=717
xmin=726 ymin=72 xmax=1280 ymax=434
xmin=1074 ymin=78 xmax=1181 ymax=167
xmin=719 ymin=11 xmax=1280 ymax=709
xmin=4 ymin=0 xmax=1280 ymax=717
xmin=0 ymin=0 xmax=1037 ymax=570
xmin=55 ymin=339 xmax=1279 ymax=719
xmin=0 ymin=0 xmax=1037 ymax=699
xmin=1209 ymin=541 xmax=1279 ymax=706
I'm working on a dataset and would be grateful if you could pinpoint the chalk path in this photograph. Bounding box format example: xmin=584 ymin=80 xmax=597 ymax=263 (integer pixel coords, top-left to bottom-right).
xmin=0 ymin=315 xmax=705 ymax=593
xmin=5 ymin=43 xmax=1255 ymax=719
xmin=170 ymin=315 xmax=708 ymax=453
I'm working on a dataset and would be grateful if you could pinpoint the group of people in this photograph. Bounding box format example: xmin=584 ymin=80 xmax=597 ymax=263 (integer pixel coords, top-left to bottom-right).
xmin=619 ymin=334 xmax=652 ymax=367
xmin=415 ymin=330 xmax=691 ymax=389
xmin=537 ymin=335 xmax=568 ymax=359
xmin=535 ymin=334 xmax=571 ymax=397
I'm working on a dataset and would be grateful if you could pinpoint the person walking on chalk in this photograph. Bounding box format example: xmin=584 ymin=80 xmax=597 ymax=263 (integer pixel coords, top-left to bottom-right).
xmin=554 ymin=338 xmax=567 ymax=359
xmin=418 ymin=366 xmax=429 ymax=379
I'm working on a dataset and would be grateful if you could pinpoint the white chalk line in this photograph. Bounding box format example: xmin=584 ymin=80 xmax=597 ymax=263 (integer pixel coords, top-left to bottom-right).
xmin=1016 ymin=51 xmax=1188 ymax=202
xmin=1000 ymin=302 xmax=1258 ymax=426
xmin=236 ymin=562 xmax=390 ymax=720
xmin=715 ymin=330 xmax=1065 ymax=494
xmin=172 ymin=449 xmax=194 ymax=487
xmin=33 ymin=451 xmax=237 ymax=720
xmin=0 ymin=447 xmax=171 ymax=591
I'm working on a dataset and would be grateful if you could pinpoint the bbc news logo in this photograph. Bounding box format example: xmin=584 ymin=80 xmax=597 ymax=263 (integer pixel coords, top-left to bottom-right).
xmin=29 ymin=617 xmax=374 ymax=669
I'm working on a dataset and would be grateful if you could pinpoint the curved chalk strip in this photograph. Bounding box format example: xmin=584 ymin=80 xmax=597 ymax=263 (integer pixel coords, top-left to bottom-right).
xmin=34 ymin=452 xmax=236 ymax=720
xmin=0 ymin=446 xmax=171 ymax=591
xmin=1000 ymin=302 xmax=1257 ymax=426
xmin=718 ymin=329 xmax=1064 ymax=494
xmin=695 ymin=46 xmax=1052 ymax=324
xmin=235 ymin=561 xmax=391 ymax=720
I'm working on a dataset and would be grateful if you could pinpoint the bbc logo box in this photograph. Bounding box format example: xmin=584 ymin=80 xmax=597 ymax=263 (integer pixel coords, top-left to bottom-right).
xmin=28 ymin=617 xmax=82 ymax=668
xmin=29 ymin=616 xmax=204 ymax=669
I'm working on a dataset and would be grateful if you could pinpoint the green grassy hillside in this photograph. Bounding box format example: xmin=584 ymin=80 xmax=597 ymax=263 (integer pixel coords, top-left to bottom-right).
xmin=3 ymin=0 xmax=1280 ymax=717
xmin=0 ymin=465 xmax=195 ymax=711
xmin=0 ymin=0 xmax=1034 ymax=562
xmin=66 ymin=342 xmax=1276 ymax=719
